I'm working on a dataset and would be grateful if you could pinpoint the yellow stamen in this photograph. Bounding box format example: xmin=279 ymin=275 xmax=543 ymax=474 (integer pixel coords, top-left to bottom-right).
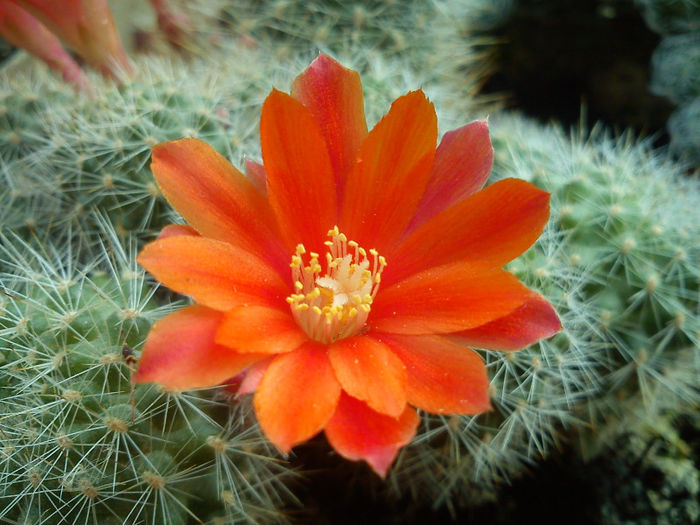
xmin=286 ymin=226 xmax=387 ymax=344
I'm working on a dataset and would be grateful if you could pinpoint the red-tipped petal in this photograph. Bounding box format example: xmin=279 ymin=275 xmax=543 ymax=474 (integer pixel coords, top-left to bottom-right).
xmin=291 ymin=54 xmax=367 ymax=189
xmin=386 ymin=178 xmax=550 ymax=286
xmin=138 ymin=236 xmax=287 ymax=312
xmin=151 ymin=138 xmax=286 ymax=274
xmin=261 ymin=89 xmax=337 ymax=255
xmin=14 ymin=0 xmax=132 ymax=78
xmin=380 ymin=334 xmax=491 ymax=414
xmin=371 ymin=264 xmax=534 ymax=335
xmin=157 ymin=224 xmax=199 ymax=239
xmin=409 ymin=120 xmax=493 ymax=230
xmin=340 ymin=91 xmax=437 ymax=251
xmin=325 ymin=393 xmax=419 ymax=478
xmin=328 ymin=336 xmax=406 ymax=417
xmin=254 ymin=342 xmax=341 ymax=453
xmin=134 ymin=305 xmax=267 ymax=390
xmin=244 ymin=158 xmax=267 ymax=195
xmin=450 ymin=294 xmax=561 ymax=351
xmin=215 ymin=306 xmax=307 ymax=354
xmin=0 ymin=2 xmax=90 ymax=92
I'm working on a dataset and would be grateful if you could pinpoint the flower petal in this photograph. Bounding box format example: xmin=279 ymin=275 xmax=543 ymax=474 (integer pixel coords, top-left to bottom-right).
xmin=409 ymin=120 xmax=493 ymax=230
xmin=254 ymin=342 xmax=341 ymax=453
xmin=380 ymin=334 xmax=491 ymax=414
xmin=151 ymin=138 xmax=286 ymax=274
xmin=215 ymin=306 xmax=307 ymax=354
xmin=134 ymin=305 xmax=267 ymax=390
xmin=14 ymin=0 xmax=131 ymax=77
xmin=450 ymin=294 xmax=562 ymax=351
xmin=324 ymin=393 xmax=419 ymax=478
xmin=291 ymin=53 xmax=367 ymax=189
xmin=261 ymin=89 xmax=337 ymax=254
xmin=244 ymin=158 xmax=267 ymax=195
xmin=0 ymin=2 xmax=90 ymax=92
xmin=386 ymin=178 xmax=550 ymax=286
xmin=328 ymin=336 xmax=406 ymax=417
xmin=371 ymin=263 xmax=534 ymax=334
xmin=340 ymin=90 xmax=437 ymax=251
xmin=157 ymin=224 xmax=199 ymax=239
xmin=138 ymin=236 xmax=287 ymax=312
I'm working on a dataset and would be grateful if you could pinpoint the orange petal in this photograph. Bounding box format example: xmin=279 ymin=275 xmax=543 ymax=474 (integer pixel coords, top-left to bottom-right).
xmin=157 ymin=224 xmax=199 ymax=239
xmin=340 ymin=90 xmax=437 ymax=251
xmin=386 ymin=178 xmax=550 ymax=286
xmin=409 ymin=120 xmax=493 ymax=230
xmin=0 ymin=2 xmax=90 ymax=92
xmin=134 ymin=305 xmax=267 ymax=390
xmin=450 ymin=294 xmax=561 ymax=351
xmin=138 ymin=236 xmax=287 ymax=311
xmin=261 ymin=89 xmax=337 ymax=255
xmin=151 ymin=138 xmax=286 ymax=274
xmin=254 ymin=342 xmax=341 ymax=453
xmin=324 ymin=393 xmax=419 ymax=478
xmin=328 ymin=336 xmax=406 ymax=417
xmin=244 ymin=158 xmax=267 ymax=195
xmin=380 ymin=334 xmax=491 ymax=414
xmin=291 ymin=54 xmax=367 ymax=188
xmin=215 ymin=306 xmax=307 ymax=354
xmin=15 ymin=0 xmax=131 ymax=77
xmin=371 ymin=264 xmax=533 ymax=334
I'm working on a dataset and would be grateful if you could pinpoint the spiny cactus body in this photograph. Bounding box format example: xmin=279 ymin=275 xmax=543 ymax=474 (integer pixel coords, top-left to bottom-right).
xmin=0 ymin=223 xmax=295 ymax=524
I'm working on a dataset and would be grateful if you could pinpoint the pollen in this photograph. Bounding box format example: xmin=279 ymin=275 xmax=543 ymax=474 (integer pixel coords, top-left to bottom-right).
xmin=287 ymin=226 xmax=386 ymax=344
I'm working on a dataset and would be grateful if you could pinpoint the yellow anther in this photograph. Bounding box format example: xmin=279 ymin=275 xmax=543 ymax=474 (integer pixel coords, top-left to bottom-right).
xmin=286 ymin=226 xmax=387 ymax=344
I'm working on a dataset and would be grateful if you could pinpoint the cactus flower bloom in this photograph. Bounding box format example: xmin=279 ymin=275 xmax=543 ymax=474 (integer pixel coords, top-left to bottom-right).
xmin=0 ymin=1 xmax=90 ymax=91
xmin=0 ymin=0 xmax=131 ymax=81
xmin=135 ymin=55 xmax=561 ymax=476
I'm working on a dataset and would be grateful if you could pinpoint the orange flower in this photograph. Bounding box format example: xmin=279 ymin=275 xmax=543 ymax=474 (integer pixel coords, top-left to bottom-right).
xmin=0 ymin=1 xmax=89 ymax=92
xmin=134 ymin=55 xmax=561 ymax=477
xmin=4 ymin=0 xmax=131 ymax=79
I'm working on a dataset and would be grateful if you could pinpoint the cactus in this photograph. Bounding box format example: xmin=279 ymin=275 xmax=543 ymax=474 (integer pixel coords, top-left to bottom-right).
xmin=636 ymin=0 xmax=700 ymax=163
xmin=597 ymin=414 xmax=699 ymax=525
xmin=0 ymin=220 xmax=296 ymax=524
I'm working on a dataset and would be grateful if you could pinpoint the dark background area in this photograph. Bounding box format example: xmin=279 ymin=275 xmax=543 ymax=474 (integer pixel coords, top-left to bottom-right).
xmin=480 ymin=0 xmax=674 ymax=143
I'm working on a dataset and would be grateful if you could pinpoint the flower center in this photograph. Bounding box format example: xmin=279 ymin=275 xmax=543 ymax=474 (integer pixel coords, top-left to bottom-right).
xmin=286 ymin=226 xmax=386 ymax=344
